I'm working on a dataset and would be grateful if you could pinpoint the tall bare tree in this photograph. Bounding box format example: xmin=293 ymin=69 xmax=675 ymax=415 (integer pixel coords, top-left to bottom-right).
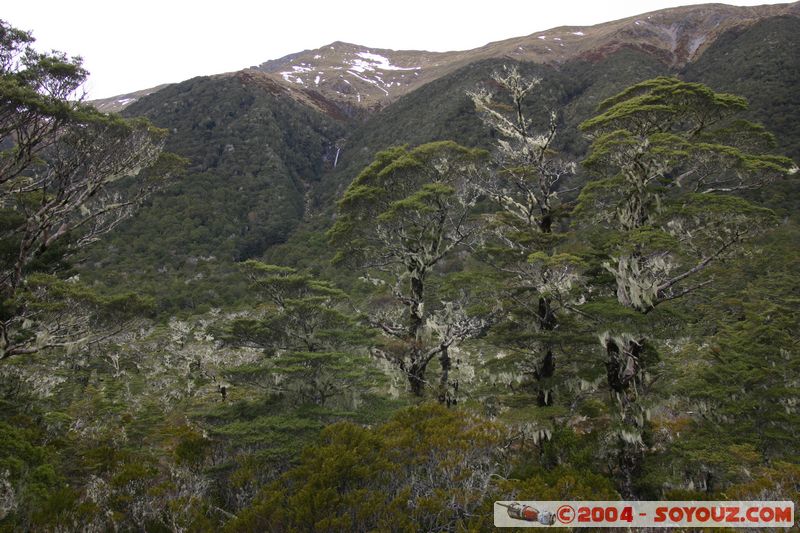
xmin=470 ymin=66 xmax=581 ymax=406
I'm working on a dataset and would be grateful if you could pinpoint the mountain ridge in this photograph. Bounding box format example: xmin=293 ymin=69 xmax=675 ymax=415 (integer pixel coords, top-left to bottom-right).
xmin=93 ymin=1 xmax=800 ymax=114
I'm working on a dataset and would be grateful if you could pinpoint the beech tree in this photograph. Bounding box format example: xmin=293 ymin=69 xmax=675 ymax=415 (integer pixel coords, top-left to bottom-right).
xmin=470 ymin=66 xmax=582 ymax=407
xmin=578 ymin=76 xmax=797 ymax=496
xmin=0 ymin=20 xmax=182 ymax=360
xmin=468 ymin=66 xmax=576 ymax=234
xmin=328 ymin=141 xmax=489 ymax=397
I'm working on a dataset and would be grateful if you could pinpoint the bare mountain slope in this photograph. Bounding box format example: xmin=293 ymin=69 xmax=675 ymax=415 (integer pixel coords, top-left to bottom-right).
xmin=95 ymin=2 xmax=799 ymax=114
xmin=251 ymin=1 xmax=799 ymax=109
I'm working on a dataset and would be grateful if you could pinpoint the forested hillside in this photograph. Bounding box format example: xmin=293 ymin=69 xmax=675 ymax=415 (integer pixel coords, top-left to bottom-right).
xmin=80 ymin=72 xmax=347 ymax=312
xmin=1 ymin=4 xmax=799 ymax=531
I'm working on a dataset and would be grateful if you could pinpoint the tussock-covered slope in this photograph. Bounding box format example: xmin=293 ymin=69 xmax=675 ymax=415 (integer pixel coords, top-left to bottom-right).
xmin=251 ymin=2 xmax=799 ymax=110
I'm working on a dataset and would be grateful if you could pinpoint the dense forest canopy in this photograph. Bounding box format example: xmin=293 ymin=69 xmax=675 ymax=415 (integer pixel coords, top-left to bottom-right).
xmin=1 ymin=12 xmax=798 ymax=532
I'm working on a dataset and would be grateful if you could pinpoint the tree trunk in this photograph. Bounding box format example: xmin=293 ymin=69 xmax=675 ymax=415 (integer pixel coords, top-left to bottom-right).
xmin=438 ymin=345 xmax=452 ymax=405
xmin=536 ymin=348 xmax=555 ymax=406
xmin=621 ymin=172 xmax=650 ymax=231
xmin=406 ymin=267 xmax=428 ymax=396
xmin=605 ymin=337 xmax=642 ymax=394
xmin=538 ymin=210 xmax=553 ymax=234
xmin=534 ymin=197 xmax=555 ymax=403
xmin=617 ymin=438 xmax=642 ymax=499
xmin=605 ymin=336 xmax=646 ymax=499
xmin=408 ymin=359 xmax=427 ymax=396
xmin=535 ymin=296 xmax=556 ymax=406
xmin=408 ymin=272 xmax=426 ymax=343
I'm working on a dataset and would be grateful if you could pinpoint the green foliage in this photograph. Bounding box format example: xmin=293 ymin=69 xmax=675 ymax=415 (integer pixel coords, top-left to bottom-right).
xmin=227 ymin=404 xmax=623 ymax=532
xmin=569 ymin=75 xmax=797 ymax=498
xmin=688 ymin=294 xmax=799 ymax=460
xmin=227 ymin=403 xmax=508 ymax=532
xmin=173 ymin=426 xmax=212 ymax=467
xmin=585 ymin=76 xmax=747 ymax=131
xmin=220 ymin=261 xmax=382 ymax=406
xmin=0 ymin=420 xmax=70 ymax=527
xmin=329 ymin=141 xmax=487 ymax=264
xmin=580 ymin=77 xmax=795 ymax=216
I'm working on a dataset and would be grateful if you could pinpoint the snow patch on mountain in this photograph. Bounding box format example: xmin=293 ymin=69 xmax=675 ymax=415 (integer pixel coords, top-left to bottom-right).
xmin=281 ymin=64 xmax=314 ymax=84
xmin=347 ymin=70 xmax=390 ymax=95
xmin=350 ymin=51 xmax=420 ymax=72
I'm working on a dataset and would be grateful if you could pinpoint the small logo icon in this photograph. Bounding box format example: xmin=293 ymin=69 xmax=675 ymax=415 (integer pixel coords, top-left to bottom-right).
xmin=497 ymin=502 xmax=556 ymax=525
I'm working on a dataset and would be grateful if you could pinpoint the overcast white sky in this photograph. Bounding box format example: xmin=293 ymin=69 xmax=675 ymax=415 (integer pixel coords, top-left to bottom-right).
xmin=3 ymin=0 xmax=781 ymax=98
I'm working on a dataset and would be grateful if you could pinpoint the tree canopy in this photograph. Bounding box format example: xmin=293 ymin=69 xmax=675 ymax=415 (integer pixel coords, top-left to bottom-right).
xmin=0 ymin=20 xmax=184 ymax=361
xmin=329 ymin=141 xmax=489 ymax=397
